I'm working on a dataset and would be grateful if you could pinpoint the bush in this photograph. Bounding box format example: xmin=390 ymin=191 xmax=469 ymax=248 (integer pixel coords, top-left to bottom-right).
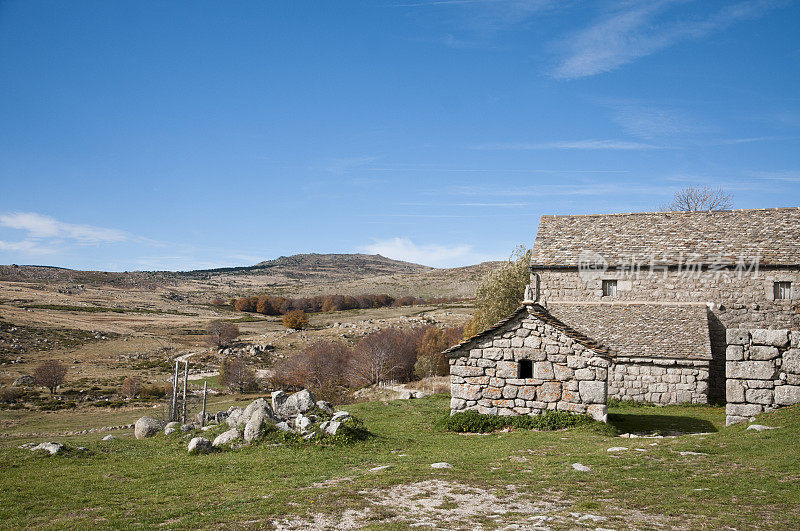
xmin=414 ymin=326 xmax=463 ymax=379
xmin=271 ymin=340 xmax=352 ymax=403
xmin=0 ymin=387 xmax=24 ymax=403
xmin=220 ymin=357 xmax=258 ymax=394
xmin=206 ymin=320 xmax=240 ymax=348
xmin=282 ymin=310 xmax=309 ymax=330
xmin=441 ymin=409 xmax=596 ymax=433
xmin=33 ymin=360 xmax=67 ymax=394
xmin=119 ymin=377 xmax=141 ymax=399
xmin=140 ymin=384 xmax=168 ymax=399
xmin=38 ymin=399 xmax=77 ymax=411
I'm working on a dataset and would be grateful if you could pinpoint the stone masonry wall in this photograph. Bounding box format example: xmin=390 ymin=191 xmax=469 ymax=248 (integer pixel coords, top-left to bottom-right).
xmin=609 ymin=358 xmax=709 ymax=404
xmin=725 ymin=328 xmax=800 ymax=425
xmin=449 ymin=311 xmax=609 ymax=422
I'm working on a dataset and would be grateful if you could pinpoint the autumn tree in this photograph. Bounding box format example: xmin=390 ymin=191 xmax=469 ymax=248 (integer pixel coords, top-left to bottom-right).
xmin=271 ymin=340 xmax=352 ymax=402
xmin=414 ymin=326 xmax=463 ymax=379
xmin=33 ymin=360 xmax=67 ymax=395
xmin=220 ymin=357 xmax=258 ymax=394
xmin=463 ymin=246 xmax=531 ymax=338
xmin=120 ymin=376 xmax=142 ymax=398
xmin=206 ymin=320 xmax=240 ymax=348
xmin=282 ymin=310 xmax=309 ymax=330
xmin=349 ymin=328 xmax=417 ymax=386
xmin=662 ymin=186 xmax=733 ymax=212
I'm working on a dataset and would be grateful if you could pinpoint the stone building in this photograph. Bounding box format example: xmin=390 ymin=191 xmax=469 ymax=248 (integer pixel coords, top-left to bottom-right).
xmin=447 ymin=207 xmax=800 ymax=421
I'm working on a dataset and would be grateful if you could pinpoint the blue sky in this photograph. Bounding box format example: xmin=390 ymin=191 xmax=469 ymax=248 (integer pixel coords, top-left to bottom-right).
xmin=1 ymin=0 xmax=799 ymax=270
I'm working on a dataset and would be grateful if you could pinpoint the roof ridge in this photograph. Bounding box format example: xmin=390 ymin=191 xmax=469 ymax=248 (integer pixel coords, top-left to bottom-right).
xmin=539 ymin=206 xmax=800 ymax=219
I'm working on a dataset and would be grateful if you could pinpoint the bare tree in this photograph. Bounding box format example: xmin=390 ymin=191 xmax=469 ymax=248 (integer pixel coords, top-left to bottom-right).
xmin=220 ymin=356 xmax=258 ymax=394
xmin=662 ymin=186 xmax=733 ymax=212
xmin=206 ymin=320 xmax=240 ymax=348
xmin=120 ymin=376 xmax=142 ymax=398
xmin=33 ymin=360 xmax=67 ymax=395
xmin=348 ymin=328 xmax=417 ymax=386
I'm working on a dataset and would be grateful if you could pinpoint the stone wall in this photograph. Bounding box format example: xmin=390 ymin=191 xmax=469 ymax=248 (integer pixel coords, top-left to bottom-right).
xmin=609 ymin=358 xmax=709 ymax=404
xmin=448 ymin=309 xmax=610 ymax=422
xmin=535 ymin=269 xmax=800 ymax=330
xmin=725 ymin=328 xmax=800 ymax=425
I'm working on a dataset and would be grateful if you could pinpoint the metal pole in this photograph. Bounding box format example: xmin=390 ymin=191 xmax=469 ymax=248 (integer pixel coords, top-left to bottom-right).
xmin=171 ymin=360 xmax=179 ymax=422
xmin=181 ymin=360 xmax=188 ymax=424
xmin=201 ymin=381 xmax=207 ymax=427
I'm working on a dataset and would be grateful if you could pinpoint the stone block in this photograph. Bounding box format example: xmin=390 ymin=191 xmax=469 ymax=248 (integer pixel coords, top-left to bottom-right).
xmin=553 ymin=364 xmax=573 ymax=380
xmin=511 ymin=337 xmax=524 ymax=348
xmin=567 ymin=356 xmax=587 ymax=369
xmin=751 ymin=329 xmax=789 ymax=348
xmin=515 ymin=328 xmax=530 ymax=338
xmin=561 ymin=388 xmax=580 ymax=403
xmin=451 ymin=383 xmax=481 ymax=400
xmin=491 ymin=399 xmax=515 ymax=409
xmin=791 ymin=331 xmax=800 ymax=348
xmin=774 ymin=385 xmax=800 ymax=406
xmin=484 ymin=387 xmax=502 ymax=399
xmin=782 ymin=349 xmax=800 ymax=374
xmin=726 ymin=345 xmax=744 ymax=361
xmin=726 ymin=403 xmax=763 ymax=417
xmin=575 ymin=368 xmax=595 ymax=380
xmin=523 ymin=336 xmax=542 ymax=348
xmin=588 ymin=356 xmax=611 ymax=368
xmin=726 ymin=329 xmax=750 ymax=345
xmin=477 ymin=405 xmax=497 ymax=415
xmin=450 ymin=397 xmax=466 ymax=410
xmin=725 ymin=415 xmax=748 ymax=426
xmin=496 ymin=361 xmax=518 ymax=378
xmin=749 ymin=345 xmax=779 ymax=361
xmin=726 ymin=361 xmax=776 ymax=380
xmin=483 ymin=348 xmax=503 ymax=360
xmin=587 ymin=404 xmax=607 ymax=422
xmin=538 ymin=381 xmax=561 ymax=402
xmin=675 ymin=390 xmax=693 ymax=403
xmin=502 ymin=386 xmax=518 ymax=399
xmin=579 ymin=380 xmax=606 ymax=403
xmin=533 ymin=361 xmax=554 ymax=380
xmin=465 ymin=376 xmax=490 ymax=385
xmin=449 ymin=365 xmax=485 ymax=377
xmin=726 ymin=379 xmax=745 ymax=403
xmin=493 ymin=339 xmax=510 ymax=348
xmin=745 ymin=388 xmax=774 ymax=405
xmin=517 ymin=385 xmax=537 ymax=401
xmin=557 ymin=402 xmax=587 ymax=414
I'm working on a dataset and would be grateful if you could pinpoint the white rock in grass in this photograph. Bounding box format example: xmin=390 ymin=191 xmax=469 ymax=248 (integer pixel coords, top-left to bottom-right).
xmin=134 ymin=416 xmax=163 ymax=439
xmin=431 ymin=462 xmax=453 ymax=469
xmin=370 ymin=465 xmax=392 ymax=472
xmin=679 ymin=451 xmax=707 ymax=456
xmin=746 ymin=424 xmax=777 ymax=431
xmin=213 ymin=428 xmax=240 ymax=447
xmin=324 ymin=421 xmax=342 ymax=436
xmin=187 ymin=437 xmax=212 ymax=455
xmin=571 ymin=463 xmax=591 ymax=472
xmin=31 ymin=442 xmax=65 ymax=455
xmin=606 ymin=447 xmax=628 ymax=452
xmin=331 ymin=411 xmax=351 ymax=422
xmin=102 ymin=435 xmax=115 ymax=441
xmin=316 ymin=400 xmax=335 ymax=415
xmin=164 ymin=427 xmax=177 ymax=436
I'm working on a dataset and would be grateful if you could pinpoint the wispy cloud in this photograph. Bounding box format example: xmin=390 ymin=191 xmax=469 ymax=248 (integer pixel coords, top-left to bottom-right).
xmin=552 ymin=0 xmax=781 ymax=80
xmin=0 ymin=212 xmax=130 ymax=243
xmin=0 ymin=239 xmax=56 ymax=255
xmin=359 ymin=237 xmax=495 ymax=267
xmin=472 ymin=139 xmax=662 ymax=150
xmin=606 ymin=101 xmax=712 ymax=139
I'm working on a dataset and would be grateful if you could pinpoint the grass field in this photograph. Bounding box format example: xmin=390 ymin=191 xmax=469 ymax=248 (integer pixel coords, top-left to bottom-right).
xmin=1 ymin=395 xmax=798 ymax=529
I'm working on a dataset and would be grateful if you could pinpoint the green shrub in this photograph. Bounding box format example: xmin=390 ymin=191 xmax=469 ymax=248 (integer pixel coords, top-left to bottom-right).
xmin=38 ymin=400 xmax=77 ymax=411
xmin=441 ymin=409 xmax=597 ymax=433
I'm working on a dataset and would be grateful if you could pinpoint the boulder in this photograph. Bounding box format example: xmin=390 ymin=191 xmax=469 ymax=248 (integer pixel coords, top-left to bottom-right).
xmin=316 ymin=401 xmax=335 ymax=415
xmin=398 ymin=391 xmax=414 ymax=400
xmin=430 ymin=462 xmax=452 ymax=469
xmin=295 ymin=413 xmax=313 ymax=431
xmin=212 ymin=428 xmax=240 ymax=447
xmin=12 ymin=375 xmax=34 ymax=387
xmin=571 ymin=463 xmax=591 ymax=472
xmin=323 ymin=420 xmax=341 ymax=435
xmin=30 ymin=442 xmax=64 ymax=455
xmin=102 ymin=435 xmax=115 ymax=441
xmin=187 ymin=437 xmax=212 ymax=455
xmin=275 ymin=421 xmax=292 ymax=432
xmin=242 ymin=398 xmax=275 ymax=425
xmin=271 ymin=391 xmax=287 ymax=415
xmin=164 ymin=427 xmax=177 ymax=436
xmin=274 ymin=389 xmax=316 ymax=419
xmin=215 ymin=411 xmax=228 ymax=423
xmin=164 ymin=421 xmax=179 ymax=435
xmin=331 ymin=411 xmax=351 ymax=422
xmin=243 ymin=409 xmax=269 ymax=443
xmin=227 ymin=407 xmax=244 ymax=427
xmin=134 ymin=416 xmax=163 ymax=439
xmin=180 ymin=423 xmax=196 ymax=432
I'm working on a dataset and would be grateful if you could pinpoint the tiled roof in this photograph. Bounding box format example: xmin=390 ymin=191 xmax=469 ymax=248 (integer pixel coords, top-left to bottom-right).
xmin=545 ymin=303 xmax=712 ymax=359
xmin=444 ymin=304 xmax=611 ymax=358
xmin=531 ymin=207 xmax=800 ymax=267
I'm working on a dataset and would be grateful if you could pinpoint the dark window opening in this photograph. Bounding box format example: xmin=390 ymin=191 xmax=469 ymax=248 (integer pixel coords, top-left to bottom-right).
xmin=518 ymin=359 xmax=533 ymax=379
xmin=774 ymin=281 xmax=792 ymax=300
xmin=602 ymin=279 xmax=618 ymax=297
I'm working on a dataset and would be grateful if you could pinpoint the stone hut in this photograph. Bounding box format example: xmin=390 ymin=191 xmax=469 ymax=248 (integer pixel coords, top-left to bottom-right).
xmin=445 ymin=303 xmax=612 ymax=422
xmin=447 ymin=207 xmax=800 ymax=423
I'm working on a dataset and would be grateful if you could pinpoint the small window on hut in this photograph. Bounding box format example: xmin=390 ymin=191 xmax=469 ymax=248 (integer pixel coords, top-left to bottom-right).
xmin=518 ymin=359 xmax=533 ymax=379
xmin=774 ymin=281 xmax=792 ymax=300
xmin=602 ymin=279 xmax=618 ymax=297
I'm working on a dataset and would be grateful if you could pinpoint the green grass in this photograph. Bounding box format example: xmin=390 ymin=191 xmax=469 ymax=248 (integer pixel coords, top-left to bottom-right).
xmin=0 ymin=396 xmax=798 ymax=529
xmin=20 ymin=303 xmax=197 ymax=316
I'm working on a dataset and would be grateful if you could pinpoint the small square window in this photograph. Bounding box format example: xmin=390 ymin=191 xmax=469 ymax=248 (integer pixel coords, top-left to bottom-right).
xmin=602 ymin=279 xmax=618 ymax=297
xmin=518 ymin=360 xmax=532 ymax=379
xmin=774 ymin=281 xmax=792 ymax=300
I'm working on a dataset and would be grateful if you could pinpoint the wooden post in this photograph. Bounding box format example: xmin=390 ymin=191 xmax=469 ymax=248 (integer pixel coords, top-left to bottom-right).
xmin=171 ymin=360 xmax=179 ymax=422
xmin=200 ymin=381 xmax=207 ymax=427
xmin=181 ymin=360 xmax=189 ymax=424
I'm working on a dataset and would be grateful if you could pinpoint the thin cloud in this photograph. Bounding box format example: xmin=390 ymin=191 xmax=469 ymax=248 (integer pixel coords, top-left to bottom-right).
xmin=359 ymin=237 xmax=495 ymax=267
xmin=472 ymin=139 xmax=662 ymax=150
xmin=607 ymin=102 xmax=712 ymax=139
xmin=552 ymin=0 xmax=781 ymax=80
xmin=0 ymin=212 xmax=129 ymax=243
xmin=0 ymin=239 xmax=56 ymax=255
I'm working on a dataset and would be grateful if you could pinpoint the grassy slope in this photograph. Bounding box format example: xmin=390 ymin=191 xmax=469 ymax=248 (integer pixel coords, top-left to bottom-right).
xmin=1 ymin=397 xmax=799 ymax=529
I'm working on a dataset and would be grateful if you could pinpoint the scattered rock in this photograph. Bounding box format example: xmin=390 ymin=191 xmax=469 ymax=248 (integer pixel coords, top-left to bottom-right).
xmin=242 ymin=398 xmax=275 ymax=425
xmin=571 ymin=463 xmax=591 ymax=472
xmin=164 ymin=427 xmax=177 ymax=436
xmin=317 ymin=401 xmax=335 ymax=415
xmin=275 ymin=421 xmax=292 ymax=432
xmin=213 ymin=428 xmax=240 ymax=447
xmin=606 ymin=447 xmax=628 ymax=452
xmin=295 ymin=413 xmax=313 ymax=432
xmin=431 ymin=462 xmax=453 ymax=469
xmin=102 ymin=435 xmax=115 ymax=441
xmin=18 ymin=442 xmax=37 ymax=450
xmin=370 ymin=465 xmax=392 ymax=472
xmin=398 ymin=391 xmax=415 ymax=400
xmin=679 ymin=451 xmax=707 ymax=456
xmin=180 ymin=423 xmax=195 ymax=433
xmin=747 ymin=424 xmax=778 ymax=431
xmin=275 ymin=389 xmax=317 ymax=418
xmin=227 ymin=407 xmax=244 ymax=427
xmin=31 ymin=442 xmax=64 ymax=455
xmin=331 ymin=411 xmax=351 ymax=422
xmin=244 ymin=408 xmax=270 ymax=443
xmin=187 ymin=437 xmax=212 ymax=455
xmin=134 ymin=416 xmax=163 ymax=439
xmin=12 ymin=375 xmax=35 ymax=387
xmin=322 ymin=420 xmax=342 ymax=436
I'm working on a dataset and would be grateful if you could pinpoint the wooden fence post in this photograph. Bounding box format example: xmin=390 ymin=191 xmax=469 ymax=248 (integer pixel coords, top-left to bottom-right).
xmin=171 ymin=360 xmax=179 ymax=422
xmin=181 ymin=360 xmax=189 ymax=424
xmin=201 ymin=381 xmax=207 ymax=427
